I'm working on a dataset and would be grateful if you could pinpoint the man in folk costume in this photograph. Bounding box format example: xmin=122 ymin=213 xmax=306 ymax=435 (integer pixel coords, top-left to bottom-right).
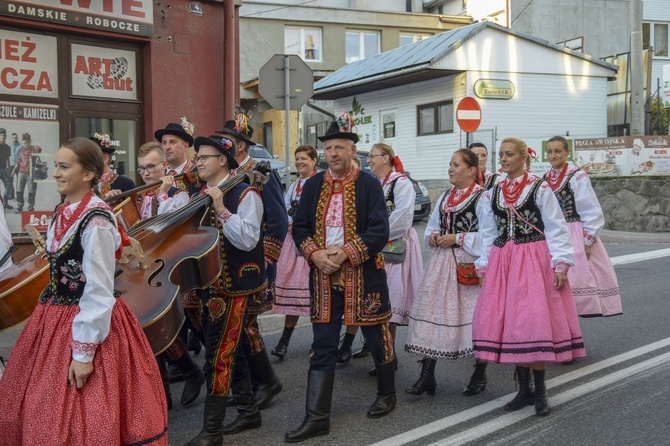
xmin=286 ymin=112 xmax=396 ymax=443
xmin=185 ymin=135 xmax=266 ymax=446
xmin=135 ymin=141 xmax=205 ymax=410
xmin=90 ymin=133 xmax=136 ymax=199
xmin=215 ymin=113 xmax=288 ymax=432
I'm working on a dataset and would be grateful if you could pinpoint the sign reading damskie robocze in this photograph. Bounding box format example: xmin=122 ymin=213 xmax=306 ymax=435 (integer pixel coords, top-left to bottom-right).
xmin=0 ymin=29 xmax=58 ymax=98
xmin=0 ymin=0 xmax=153 ymax=37
xmin=71 ymin=43 xmax=137 ymax=101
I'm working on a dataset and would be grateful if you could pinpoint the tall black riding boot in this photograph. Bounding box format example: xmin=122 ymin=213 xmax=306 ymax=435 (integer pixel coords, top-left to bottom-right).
xmin=185 ymin=394 xmax=228 ymax=446
xmin=504 ymin=366 xmax=535 ymax=411
xmin=533 ymin=369 xmax=550 ymax=416
xmin=405 ymin=358 xmax=437 ymax=395
xmin=367 ymin=360 xmax=397 ymax=418
xmin=248 ymin=348 xmax=283 ymax=409
xmin=174 ymin=352 xmax=205 ymax=406
xmin=336 ymin=332 xmax=355 ymax=364
xmin=285 ymin=369 xmax=335 ymax=443
xmin=223 ymin=375 xmax=262 ymax=434
xmin=463 ymin=361 xmax=488 ymax=396
xmin=271 ymin=326 xmax=294 ymax=359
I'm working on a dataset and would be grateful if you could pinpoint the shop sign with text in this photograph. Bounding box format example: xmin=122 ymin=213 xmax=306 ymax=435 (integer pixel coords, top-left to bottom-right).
xmin=0 ymin=0 xmax=153 ymax=37
xmin=71 ymin=44 xmax=137 ymax=101
xmin=0 ymin=29 xmax=58 ymax=98
xmin=473 ymin=79 xmax=515 ymax=99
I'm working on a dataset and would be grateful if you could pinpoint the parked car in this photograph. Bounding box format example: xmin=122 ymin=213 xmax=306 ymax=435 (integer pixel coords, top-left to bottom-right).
xmin=249 ymin=144 xmax=289 ymax=181
xmin=317 ymin=150 xmax=431 ymax=221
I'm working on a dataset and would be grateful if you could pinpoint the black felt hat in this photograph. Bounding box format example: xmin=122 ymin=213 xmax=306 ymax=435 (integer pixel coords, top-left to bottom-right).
xmin=154 ymin=121 xmax=194 ymax=146
xmin=194 ymin=135 xmax=239 ymax=169
xmin=89 ymin=133 xmax=117 ymax=154
xmin=318 ymin=112 xmax=359 ymax=143
xmin=216 ymin=114 xmax=256 ymax=146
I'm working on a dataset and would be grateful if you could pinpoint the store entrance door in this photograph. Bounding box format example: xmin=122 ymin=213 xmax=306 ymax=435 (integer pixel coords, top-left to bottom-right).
xmin=74 ymin=117 xmax=137 ymax=180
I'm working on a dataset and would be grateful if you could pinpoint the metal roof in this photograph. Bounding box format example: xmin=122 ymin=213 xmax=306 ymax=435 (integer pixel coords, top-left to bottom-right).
xmin=314 ymin=21 xmax=619 ymax=100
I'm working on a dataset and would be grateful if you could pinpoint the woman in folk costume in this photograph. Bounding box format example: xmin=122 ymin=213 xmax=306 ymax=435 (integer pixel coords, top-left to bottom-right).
xmin=472 ymin=137 xmax=585 ymax=417
xmin=340 ymin=143 xmax=424 ymax=376
xmin=0 ymin=137 xmax=168 ymax=445
xmin=544 ymin=135 xmax=622 ymax=317
xmin=469 ymin=142 xmax=500 ymax=190
xmin=404 ymin=149 xmax=486 ymax=396
xmin=271 ymin=145 xmax=319 ymax=359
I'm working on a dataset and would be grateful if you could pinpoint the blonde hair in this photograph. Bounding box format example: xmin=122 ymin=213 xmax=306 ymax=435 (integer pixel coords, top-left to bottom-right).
xmin=137 ymin=141 xmax=165 ymax=160
xmin=501 ymin=137 xmax=531 ymax=170
xmin=371 ymin=143 xmax=395 ymax=165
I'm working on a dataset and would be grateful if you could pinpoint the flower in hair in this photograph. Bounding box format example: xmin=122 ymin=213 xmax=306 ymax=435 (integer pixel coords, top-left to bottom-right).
xmin=528 ymin=147 xmax=537 ymax=159
xmin=93 ymin=132 xmax=113 ymax=148
xmin=180 ymin=116 xmax=195 ymax=136
xmin=233 ymin=114 xmax=250 ymax=134
xmin=336 ymin=111 xmax=357 ymax=134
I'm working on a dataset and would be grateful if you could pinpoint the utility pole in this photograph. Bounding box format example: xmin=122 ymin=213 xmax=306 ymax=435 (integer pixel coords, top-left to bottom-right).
xmin=630 ymin=0 xmax=645 ymax=135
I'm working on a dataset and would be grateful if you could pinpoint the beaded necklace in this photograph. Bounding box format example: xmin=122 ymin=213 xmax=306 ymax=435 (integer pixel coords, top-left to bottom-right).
xmin=546 ymin=164 xmax=568 ymax=191
xmin=501 ymin=171 xmax=531 ymax=206
xmin=447 ymin=182 xmax=476 ymax=208
xmin=53 ymin=191 xmax=95 ymax=244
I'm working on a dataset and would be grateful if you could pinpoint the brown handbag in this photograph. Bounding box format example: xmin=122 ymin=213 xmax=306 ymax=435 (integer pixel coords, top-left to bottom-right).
xmin=451 ymin=247 xmax=479 ymax=286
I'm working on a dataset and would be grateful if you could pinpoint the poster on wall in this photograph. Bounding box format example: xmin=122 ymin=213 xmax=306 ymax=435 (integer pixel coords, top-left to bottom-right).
xmin=573 ymin=136 xmax=670 ymax=177
xmin=0 ymin=101 xmax=61 ymax=233
xmin=71 ymin=43 xmax=137 ymax=101
xmin=0 ymin=28 xmax=58 ymax=98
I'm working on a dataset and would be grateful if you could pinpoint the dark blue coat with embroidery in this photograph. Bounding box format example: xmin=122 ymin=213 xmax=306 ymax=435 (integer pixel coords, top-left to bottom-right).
xmin=292 ymin=169 xmax=390 ymax=325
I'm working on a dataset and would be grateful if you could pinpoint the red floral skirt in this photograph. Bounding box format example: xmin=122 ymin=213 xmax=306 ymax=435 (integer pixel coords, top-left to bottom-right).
xmin=0 ymin=298 xmax=168 ymax=446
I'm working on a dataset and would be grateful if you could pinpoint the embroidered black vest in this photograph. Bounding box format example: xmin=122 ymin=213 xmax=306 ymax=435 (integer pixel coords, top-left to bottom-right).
xmin=39 ymin=209 xmax=115 ymax=306
xmin=491 ymin=179 xmax=546 ymax=248
xmin=210 ymin=181 xmax=267 ymax=297
xmin=484 ymin=173 xmax=499 ymax=190
xmin=547 ymin=171 xmax=582 ymax=223
xmin=384 ymin=178 xmax=399 ymax=216
xmin=438 ymin=189 xmax=484 ymax=235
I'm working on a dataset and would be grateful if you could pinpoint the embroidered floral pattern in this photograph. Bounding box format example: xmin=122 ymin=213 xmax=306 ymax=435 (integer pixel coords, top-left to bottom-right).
xmin=71 ymin=339 xmax=97 ymax=360
xmin=363 ymin=292 xmax=382 ymax=314
xmin=515 ymin=209 xmax=539 ymax=235
xmin=554 ymin=262 xmax=570 ymax=274
xmin=60 ymin=259 xmax=86 ymax=291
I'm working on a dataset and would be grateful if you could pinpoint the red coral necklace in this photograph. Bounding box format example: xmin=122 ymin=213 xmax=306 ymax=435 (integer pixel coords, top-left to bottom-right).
xmin=447 ymin=182 xmax=476 ymax=207
xmin=53 ymin=191 xmax=95 ymax=244
xmin=546 ymin=164 xmax=568 ymax=191
xmin=502 ymin=171 xmax=531 ymax=206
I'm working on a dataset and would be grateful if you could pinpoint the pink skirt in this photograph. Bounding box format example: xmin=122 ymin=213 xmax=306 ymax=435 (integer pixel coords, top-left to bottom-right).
xmin=387 ymin=228 xmax=423 ymax=325
xmin=0 ymin=298 xmax=168 ymax=446
xmin=567 ymin=222 xmax=622 ymax=317
xmin=405 ymin=245 xmax=479 ymax=360
xmin=273 ymin=231 xmax=311 ymax=317
xmin=472 ymin=240 xmax=586 ymax=364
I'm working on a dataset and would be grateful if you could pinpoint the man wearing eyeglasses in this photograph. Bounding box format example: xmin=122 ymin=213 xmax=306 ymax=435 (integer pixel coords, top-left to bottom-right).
xmin=135 ymin=141 xmax=204 ymax=412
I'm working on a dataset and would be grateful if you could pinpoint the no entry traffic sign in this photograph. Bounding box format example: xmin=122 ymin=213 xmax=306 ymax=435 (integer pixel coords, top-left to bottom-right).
xmin=456 ymin=96 xmax=482 ymax=133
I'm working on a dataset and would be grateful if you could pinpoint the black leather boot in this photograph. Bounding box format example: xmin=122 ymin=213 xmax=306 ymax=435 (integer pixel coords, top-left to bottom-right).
xmin=285 ymin=369 xmax=335 ymax=443
xmin=185 ymin=394 xmax=228 ymax=446
xmin=369 ymin=356 xmax=398 ymax=376
xmin=167 ymin=363 xmax=184 ymax=383
xmin=463 ymin=361 xmax=488 ymax=396
xmin=188 ymin=330 xmax=203 ymax=355
xmin=271 ymin=326 xmax=294 ymax=359
xmin=174 ymin=353 xmax=205 ymax=406
xmin=504 ymin=366 xmax=535 ymax=411
xmin=405 ymin=358 xmax=437 ymax=395
xmin=367 ymin=360 xmax=397 ymax=418
xmin=336 ymin=332 xmax=355 ymax=364
xmin=248 ymin=348 xmax=283 ymax=409
xmin=533 ymin=369 xmax=550 ymax=416
xmin=223 ymin=375 xmax=262 ymax=434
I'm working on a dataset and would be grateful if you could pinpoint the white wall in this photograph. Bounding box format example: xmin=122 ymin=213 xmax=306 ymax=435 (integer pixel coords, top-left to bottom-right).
xmin=644 ymin=0 xmax=670 ymax=90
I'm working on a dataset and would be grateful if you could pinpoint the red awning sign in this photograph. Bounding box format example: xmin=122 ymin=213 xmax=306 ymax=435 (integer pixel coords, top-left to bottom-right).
xmin=456 ymin=96 xmax=482 ymax=133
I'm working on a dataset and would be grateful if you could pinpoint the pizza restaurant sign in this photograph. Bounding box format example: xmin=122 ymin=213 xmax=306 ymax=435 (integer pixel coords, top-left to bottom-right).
xmin=71 ymin=43 xmax=137 ymax=101
xmin=573 ymin=135 xmax=670 ymax=177
xmin=0 ymin=0 xmax=153 ymax=37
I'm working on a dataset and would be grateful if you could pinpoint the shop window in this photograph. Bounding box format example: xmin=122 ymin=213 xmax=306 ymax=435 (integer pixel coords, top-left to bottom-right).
xmin=643 ymin=22 xmax=670 ymax=57
xmin=263 ymin=122 xmax=273 ymax=151
xmin=346 ymin=30 xmax=380 ymax=63
xmin=417 ymin=101 xmax=454 ymax=136
xmin=285 ymin=27 xmax=322 ymax=62
xmin=399 ymin=33 xmax=432 ymax=47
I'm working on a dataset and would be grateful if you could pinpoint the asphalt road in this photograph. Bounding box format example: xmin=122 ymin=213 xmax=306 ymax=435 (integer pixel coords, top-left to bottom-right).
xmin=166 ymin=221 xmax=670 ymax=446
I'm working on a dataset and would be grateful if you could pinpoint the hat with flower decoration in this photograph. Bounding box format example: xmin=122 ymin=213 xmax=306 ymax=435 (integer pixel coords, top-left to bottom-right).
xmin=318 ymin=111 xmax=359 ymax=143
xmin=216 ymin=113 xmax=256 ymax=146
xmin=89 ymin=132 xmax=117 ymax=154
xmin=154 ymin=116 xmax=195 ymax=146
xmin=193 ymin=134 xmax=239 ymax=169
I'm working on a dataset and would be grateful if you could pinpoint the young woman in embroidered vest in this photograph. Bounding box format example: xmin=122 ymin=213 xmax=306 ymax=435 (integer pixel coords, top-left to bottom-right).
xmin=0 ymin=137 xmax=168 ymax=445
xmin=338 ymin=143 xmax=424 ymax=376
xmin=404 ymin=149 xmax=486 ymax=396
xmin=544 ymin=136 xmax=622 ymax=317
xmin=272 ymin=145 xmax=319 ymax=359
xmin=472 ymin=137 xmax=585 ymax=416
xmin=469 ymin=142 xmax=500 ymax=190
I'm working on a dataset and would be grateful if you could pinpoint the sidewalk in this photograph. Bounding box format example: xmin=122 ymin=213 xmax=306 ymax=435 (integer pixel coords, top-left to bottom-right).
xmin=599 ymin=229 xmax=670 ymax=244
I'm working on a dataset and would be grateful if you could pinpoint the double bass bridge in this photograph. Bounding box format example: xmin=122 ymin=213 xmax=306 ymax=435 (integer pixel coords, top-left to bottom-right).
xmin=119 ymin=237 xmax=147 ymax=269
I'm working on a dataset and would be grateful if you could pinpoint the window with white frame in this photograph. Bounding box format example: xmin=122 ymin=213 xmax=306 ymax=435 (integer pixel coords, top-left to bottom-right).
xmin=417 ymin=101 xmax=454 ymax=136
xmin=643 ymin=22 xmax=669 ymax=57
xmin=399 ymin=33 xmax=432 ymax=47
xmin=345 ymin=30 xmax=380 ymax=63
xmin=285 ymin=27 xmax=322 ymax=61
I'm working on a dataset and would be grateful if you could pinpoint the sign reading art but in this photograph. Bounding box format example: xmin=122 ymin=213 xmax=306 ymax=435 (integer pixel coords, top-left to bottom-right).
xmin=573 ymin=136 xmax=670 ymax=177
xmin=0 ymin=0 xmax=153 ymax=37
xmin=0 ymin=29 xmax=58 ymax=98
xmin=71 ymin=44 xmax=137 ymax=101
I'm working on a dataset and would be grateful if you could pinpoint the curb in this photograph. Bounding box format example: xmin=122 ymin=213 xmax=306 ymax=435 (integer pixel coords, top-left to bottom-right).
xmin=600 ymin=229 xmax=670 ymax=244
